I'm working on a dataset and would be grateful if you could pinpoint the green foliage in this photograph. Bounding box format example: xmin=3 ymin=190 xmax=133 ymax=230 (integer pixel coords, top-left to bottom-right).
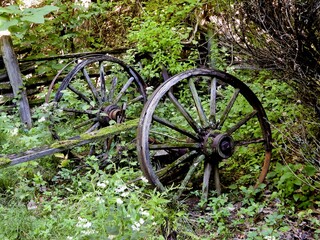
xmin=12 ymin=0 xmax=137 ymax=57
xmin=0 ymin=106 xmax=53 ymax=154
xmin=267 ymin=162 xmax=320 ymax=208
xmin=128 ymin=0 xmax=203 ymax=79
xmin=0 ymin=157 xmax=189 ymax=239
xmin=0 ymin=1 xmax=319 ymax=238
xmin=194 ymin=189 xmax=292 ymax=239
xmin=0 ymin=4 xmax=58 ymax=36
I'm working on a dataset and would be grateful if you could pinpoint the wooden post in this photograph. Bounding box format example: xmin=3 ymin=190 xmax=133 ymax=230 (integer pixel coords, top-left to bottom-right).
xmin=0 ymin=31 xmax=32 ymax=128
xmin=207 ymin=28 xmax=216 ymax=69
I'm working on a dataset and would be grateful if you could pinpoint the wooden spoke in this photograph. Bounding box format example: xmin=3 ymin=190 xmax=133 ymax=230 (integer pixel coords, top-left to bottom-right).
xmin=99 ymin=61 xmax=106 ymax=102
xmin=235 ymin=138 xmax=265 ymax=146
xmin=218 ymin=88 xmax=240 ymax=128
xmin=61 ymin=108 xmax=97 ymax=116
xmin=85 ymin=122 xmax=100 ymax=133
xmin=202 ymin=161 xmax=212 ymax=205
xmin=227 ymin=110 xmax=258 ymax=134
xmin=68 ymin=84 xmax=92 ymax=104
xmin=74 ymin=117 xmax=98 ymax=129
xmin=174 ymin=154 xmax=205 ymax=200
xmin=149 ymin=142 xmax=200 ymax=150
xmin=108 ymin=76 xmax=118 ymax=102
xmin=157 ymin=150 xmax=199 ymax=179
xmin=113 ymin=77 xmax=135 ymax=104
xmin=128 ymin=95 xmax=144 ymax=104
xmin=150 ymin=130 xmax=185 ymax=142
xmin=189 ymin=78 xmax=208 ymax=127
xmin=82 ymin=68 xmax=101 ymax=104
xmin=213 ymin=162 xmax=221 ymax=195
xmin=153 ymin=115 xmax=199 ymax=141
xmin=209 ymin=77 xmax=217 ymax=125
xmin=89 ymin=145 xmax=96 ymax=156
xmin=167 ymin=91 xmax=200 ymax=133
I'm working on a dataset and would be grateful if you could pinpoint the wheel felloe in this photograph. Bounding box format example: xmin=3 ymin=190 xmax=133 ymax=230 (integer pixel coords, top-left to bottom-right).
xmin=50 ymin=55 xmax=146 ymax=160
xmin=137 ymin=68 xmax=272 ymax=202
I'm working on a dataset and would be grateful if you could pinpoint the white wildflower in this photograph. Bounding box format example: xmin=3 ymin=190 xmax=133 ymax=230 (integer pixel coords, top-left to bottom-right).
xmin=97 ymin=182 xmax=107 ymax=188
xmin=38 ymin=116 xmax=46 ymax=123
xmin=130 ymin=183 xmax=139 ymax=190
xmin=116 ymin=198 xmax=123 ymax=205
xmin=131 ymin=222 xmax=141 ymax=231
xmin=66 ymin=237 xmax=73 ymax=240
xmin=21 ymin=0 xmax=42 ymax=8
xmin=82 ymin=221 xmax=92 ymax=228
xmin=139 ymin=218 xmax=145 ymax=225
xmin=75 ymin=0 xmax=91 ymax=9
xmin=140 ymin=176 xmax=149 ymax=183
xmin=108 ymin=235 xmax=116 ymax=239
xmin=146 ymin=86 xmax=154 ymax=95
xmin=115 ymin=185 xmax=127 ymax=193
xmin=96 ymin=196 xmax=105 ymax=204
xmin=81 ymin=229 xmax=96 ymax=236
xmin=121 ymin=191 xmax=129 ymax=197
xmin=25 ymin=73 xmax=33 ymax=79
xmin=131 ymin=224 xmax=139 ymax=231
xmin=140 ymin=208 xmax=150 ymax=217
xmin=131 ymin=218 xmax=145 ymax=231
xmin=264 ymin=237 xmax=276 ymax=240
xmin=76 ymin=217 xmax=92 ymax=229
xmin=11 ymin=127 xmax=19 ymax=136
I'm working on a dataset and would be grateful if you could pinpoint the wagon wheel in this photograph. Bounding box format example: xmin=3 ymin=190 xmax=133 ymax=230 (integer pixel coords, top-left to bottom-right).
xmin=50 ymin=55 xmax=147 ymax=160
xmin=137 ymin=68 xmax=272 ymax=202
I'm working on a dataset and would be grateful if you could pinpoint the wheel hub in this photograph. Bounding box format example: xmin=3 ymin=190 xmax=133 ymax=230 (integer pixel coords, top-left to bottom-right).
xmin=203 ymin=132 xmax=235 ymax=159
xmin=98 ymin=105 xmax=122 ymax=126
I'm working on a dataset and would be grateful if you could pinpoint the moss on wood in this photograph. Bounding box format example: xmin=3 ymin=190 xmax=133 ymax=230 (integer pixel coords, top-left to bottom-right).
xmin=0 ymin=157 xmax=11 ymax=168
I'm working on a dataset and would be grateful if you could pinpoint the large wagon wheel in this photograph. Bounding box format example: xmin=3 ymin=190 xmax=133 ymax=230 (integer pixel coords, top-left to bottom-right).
xmin=137 ymin=68 xmax=272 ymax=201
xmin=50 ymin=55 xmax=146 ymax=159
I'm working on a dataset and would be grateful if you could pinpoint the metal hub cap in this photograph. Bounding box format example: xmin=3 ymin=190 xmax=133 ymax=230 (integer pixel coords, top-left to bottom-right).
xmin=203 ymin=132 xmax=235 ymax=159
xmin=99 ymin=105 xmax=122 ymax=126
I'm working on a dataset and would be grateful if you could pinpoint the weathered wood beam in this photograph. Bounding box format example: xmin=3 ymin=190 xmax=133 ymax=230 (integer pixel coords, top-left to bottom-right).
xmin=0 ymin=32 xmax=32 ymax=128
xmin=19 ymin=48 xmax=129 ymax=62
xmin=0 ymin=118 xmax=139 ymax=168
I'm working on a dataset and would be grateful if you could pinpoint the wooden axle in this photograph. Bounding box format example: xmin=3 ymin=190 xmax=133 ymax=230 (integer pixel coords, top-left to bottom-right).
xmin=0 ymin=119 xmax=139 ymax=168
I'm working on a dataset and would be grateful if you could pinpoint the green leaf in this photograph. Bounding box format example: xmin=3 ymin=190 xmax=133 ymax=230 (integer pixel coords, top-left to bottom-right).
xmin=0 ymin=5 xmax=20 ymax=14
xmin=303 ymin=164 xmax=317 ymax=177
xmin=293 ymin=194 xmax=301 ymax=201
xmin=34 ymin=5 xmax=59 ymax=15
xmin=0 ymin=19 xmax=18 ymax=31
xmin=21 ymin=14 xmax=45 ymax=24
xmin=20 ymin=6 xmax=59 ymax=24
xmin=293 ymin=178 xmax=302 ymax=186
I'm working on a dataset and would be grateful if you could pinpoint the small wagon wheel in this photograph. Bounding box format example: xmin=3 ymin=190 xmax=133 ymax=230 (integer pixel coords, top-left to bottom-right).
xmin=137 ymin=68 xmax=272 ymax=201
xmin=50 ymin=55 xmax=146 ymax=159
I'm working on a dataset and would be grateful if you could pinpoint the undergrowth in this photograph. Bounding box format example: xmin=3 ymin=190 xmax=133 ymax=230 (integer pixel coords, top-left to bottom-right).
xmin=0 ymin=1 xmax=319 ymax=237
xmin=1 ymin=69 xmax=320 ymax=239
